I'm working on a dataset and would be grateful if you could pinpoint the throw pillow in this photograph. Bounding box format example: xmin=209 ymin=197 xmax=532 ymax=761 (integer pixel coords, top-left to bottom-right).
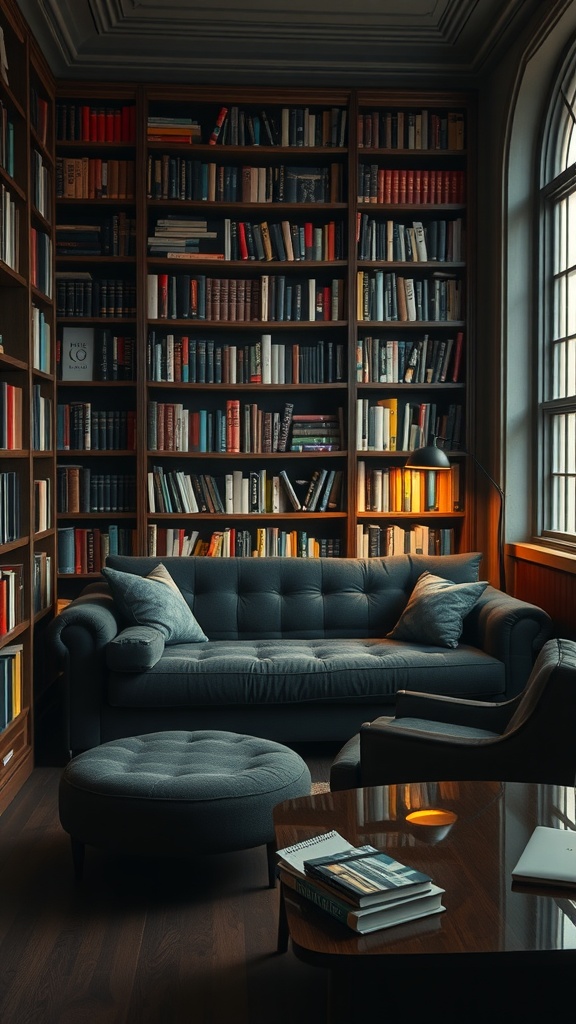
xmin=102 ymin=562 xmax=208 ymax=644
xmin=386 ymin=571 xmax=488 ymax=649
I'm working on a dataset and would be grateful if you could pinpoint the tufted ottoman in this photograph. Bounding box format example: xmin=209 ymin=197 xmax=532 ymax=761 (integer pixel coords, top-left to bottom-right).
xmin=58 ymin=729 xmax=312 ymax=884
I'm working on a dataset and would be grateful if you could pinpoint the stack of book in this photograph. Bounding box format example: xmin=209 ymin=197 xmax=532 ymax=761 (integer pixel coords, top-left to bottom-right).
xmin=277 ymin=830 xmax=445 ymax=934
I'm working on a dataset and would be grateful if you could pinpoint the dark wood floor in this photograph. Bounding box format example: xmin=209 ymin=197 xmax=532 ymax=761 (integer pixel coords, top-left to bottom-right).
xmin=0 ymin=744 xmax=340 ymax=1024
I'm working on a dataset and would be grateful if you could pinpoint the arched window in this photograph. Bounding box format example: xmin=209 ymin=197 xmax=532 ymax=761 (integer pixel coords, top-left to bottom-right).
xmin=540 ymin=45 xmax=576 ymax=546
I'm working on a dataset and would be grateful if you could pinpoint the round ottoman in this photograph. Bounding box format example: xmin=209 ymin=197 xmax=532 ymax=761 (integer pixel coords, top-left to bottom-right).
xmin=58 ymin=730 xmax=312 ymax=885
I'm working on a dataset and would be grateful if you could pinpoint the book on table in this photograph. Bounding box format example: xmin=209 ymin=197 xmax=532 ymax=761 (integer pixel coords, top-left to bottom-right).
xmin=304 ymin=844 xmax=433 ymax=907
xmin=276 ymin=830 xmax=445 ymax=933
xmin=279 ymin=868 xmax=445 ymax=934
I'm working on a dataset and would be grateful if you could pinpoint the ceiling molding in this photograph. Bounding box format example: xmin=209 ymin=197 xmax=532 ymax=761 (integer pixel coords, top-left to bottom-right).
xmin=17 ymin=0 xmax=549 ymax=83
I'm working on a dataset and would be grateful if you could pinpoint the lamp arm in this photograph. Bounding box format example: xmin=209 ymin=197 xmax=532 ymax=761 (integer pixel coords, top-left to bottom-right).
xmin=434 ymin=436 xmax=506 ymax=591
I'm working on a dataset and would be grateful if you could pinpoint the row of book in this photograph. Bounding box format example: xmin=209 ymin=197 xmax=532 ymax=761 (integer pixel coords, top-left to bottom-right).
xmin=357 ymin=523 xmax=455 ymax=558
xmin=148 ymin=465 xmax=343 ymax=516
xmin=30 ymin=226 xmax=51 ymax=298
xmin=357 ymin=216 xmax=463 ymax=264
xmin=33 ymin=478 xmax=51 ymax=533
xmin=225 ymin=217 xmax=345 ymax=263
xmin=56 ymin=214 xmax=136 ymax=257
xmin=1 ymin=183 xmax=19 ymax=272
xmin=357 ymin=108 xmax=465 ymax=151
xmin=0 ymin=564 xmax=24 ymax=635
xmin=32 ymin=149 xmax=51 ymax=220
xmin=146 ymin=115 xmax=201 ymax=145
xmin=146 ymin=272 xmax=346 ymax=322
xmin=357 ymin=270 xmax=463 ymax=323
xmin=32 ymin=385 xmax=53 ymax=452
xmin=276 ymin=829 xmax=445 ymax=935
xmin=55 ymin=157 xmax=135 ymax=199
xmin=57 ymin=467 xmax=137 ymax=513
xmin=57 ymin=526 xmax=136 ymax=575
xmin=55 ymin=276 xmax=137 ymax=319
xmin=356 ymin=399 xmax=463 ymax=453
xmin=147 ymin=524 xmax=343 ymax=560
xmin=146 ymin=332 xmax=345 ymax=385
xmin=356 ymin=333 xmax=463 ymax=385
xmin=0 ymin=643 xmax=22 ymax=733
xmin=58 ymin=327 xmax=136 ymax=382
xmin=32 ymin=552 xmax=52 ymax=615
xmin=357 ymin=463 xmax=461 ymax=514
xmin=56 ymin=406 xmax=136 ymax=452
xmin=209 ymin=105 xmax=348 ymax=148
xmin=358 ymin=166 xmax=465 ymax=206
xmin=0 ymin=381 xmax=22 ymax=449
xmin=32 ymin=304 xmax=51 ymax=374
xmin=0 ymin=473 xmax=19 ymax=545
xmin=56 ymin=102 xmax=136 ymax=143
xmin=147 ymin=157 xmax=343 ymax=204
xmin=147 ymin=401 xmax=341 ymax=455
xmin=0 ymin=100 xmax=14 ymax=178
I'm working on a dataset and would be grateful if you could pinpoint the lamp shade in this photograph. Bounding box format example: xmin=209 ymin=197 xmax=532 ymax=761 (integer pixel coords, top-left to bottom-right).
xmin=405 ymin=444 xmax=451 ymax=470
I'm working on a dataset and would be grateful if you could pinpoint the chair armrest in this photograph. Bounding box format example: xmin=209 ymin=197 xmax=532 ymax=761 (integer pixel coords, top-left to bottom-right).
xmin=462 ymin=585 xmax=552 ymax=698
xmin=372 ymin=689 xmax=521 ymax=732
xmin=46 ymin=582 xmax=123 ymax=752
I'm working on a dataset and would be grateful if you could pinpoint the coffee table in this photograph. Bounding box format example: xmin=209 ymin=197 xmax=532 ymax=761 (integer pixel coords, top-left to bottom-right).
xmin=273 ymin=780 xmax=576 ymax=1023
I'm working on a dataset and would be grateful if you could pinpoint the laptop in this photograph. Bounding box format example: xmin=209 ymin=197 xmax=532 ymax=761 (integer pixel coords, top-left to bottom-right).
xmin=512 ymin=826 xmax=576 ymax=887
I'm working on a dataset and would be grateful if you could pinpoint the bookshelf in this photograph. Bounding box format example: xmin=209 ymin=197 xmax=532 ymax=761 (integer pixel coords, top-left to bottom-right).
xmin=0 ymin=0 xmax=56 ymax=812
xmin=50 ymin=85 xmax=473 ymax=575
xmin=353 ymin=91 xmax=472 ymax=558
xmin=54 ymin=85 xmax=138 ymax=598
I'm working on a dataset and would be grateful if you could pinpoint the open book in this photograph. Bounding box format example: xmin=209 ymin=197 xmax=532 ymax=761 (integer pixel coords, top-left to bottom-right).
xmin=276 ymin=830 xmax=356 ymax=879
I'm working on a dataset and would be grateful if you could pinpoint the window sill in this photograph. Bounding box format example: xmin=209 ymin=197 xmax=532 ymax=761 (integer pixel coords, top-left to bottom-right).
xmin=506 ymin=541 xmax=576 ymax=576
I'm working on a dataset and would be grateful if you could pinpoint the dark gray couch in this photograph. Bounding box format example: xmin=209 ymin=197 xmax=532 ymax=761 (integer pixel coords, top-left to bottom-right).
xmin=47 ymin=552 xmax=552 ymax=754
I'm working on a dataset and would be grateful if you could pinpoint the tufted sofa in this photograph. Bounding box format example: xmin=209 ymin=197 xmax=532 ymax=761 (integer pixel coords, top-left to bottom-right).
xmin=47 ymin=552 xmax=552 ymax=754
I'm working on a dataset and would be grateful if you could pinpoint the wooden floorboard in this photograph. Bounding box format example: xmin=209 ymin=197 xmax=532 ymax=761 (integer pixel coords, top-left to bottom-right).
xmin=0 ymin=747 xmax=339 ymax=1024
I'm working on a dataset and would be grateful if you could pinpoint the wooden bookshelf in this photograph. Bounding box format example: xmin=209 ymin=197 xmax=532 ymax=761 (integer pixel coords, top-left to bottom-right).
xmin=0 ymin=0 xmax=56 ymax=812
xmin=52 ymin=85 xmax=472 ymax=572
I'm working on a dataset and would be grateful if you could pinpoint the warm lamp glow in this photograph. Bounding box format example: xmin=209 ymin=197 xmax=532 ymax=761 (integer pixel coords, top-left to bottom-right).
xmin=406 ymin=809 xmax=458 ymax=827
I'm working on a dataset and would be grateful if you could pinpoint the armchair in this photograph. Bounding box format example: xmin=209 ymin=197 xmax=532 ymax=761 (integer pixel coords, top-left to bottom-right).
xmin=330 ymin=637 xmax=576 ymax=790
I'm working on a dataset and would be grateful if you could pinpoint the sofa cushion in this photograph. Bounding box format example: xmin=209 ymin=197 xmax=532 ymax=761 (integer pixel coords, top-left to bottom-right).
xmin=106 ymin=625 xmax=165 ymax=672
xmin=106 ymin=638 xmax=506 ymax=708
xmin=386 ymin=571 xmax=488 ymax=649
xmin=102 ymin=562 xmax=208 ymax=644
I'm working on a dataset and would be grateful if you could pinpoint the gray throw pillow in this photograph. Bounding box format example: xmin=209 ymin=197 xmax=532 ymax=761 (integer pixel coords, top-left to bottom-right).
xmin=386 ymin=571 xmax=488 ymax=649
xmin=102 ymin=562 xmax=208 ymax=644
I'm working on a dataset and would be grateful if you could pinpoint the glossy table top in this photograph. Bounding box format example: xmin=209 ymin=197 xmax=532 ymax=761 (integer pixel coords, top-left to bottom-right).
xmin=273 ymin=780 xmax=576 ymax=961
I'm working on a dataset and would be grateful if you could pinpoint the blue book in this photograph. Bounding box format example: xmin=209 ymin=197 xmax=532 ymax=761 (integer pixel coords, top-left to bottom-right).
xmin=57 ymin=527 xmax=75 ymax=573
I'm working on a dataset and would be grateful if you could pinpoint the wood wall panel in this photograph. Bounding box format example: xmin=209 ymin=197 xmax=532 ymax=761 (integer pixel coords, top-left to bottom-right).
xmin=510 ymin=556 xmax=576 ymax=640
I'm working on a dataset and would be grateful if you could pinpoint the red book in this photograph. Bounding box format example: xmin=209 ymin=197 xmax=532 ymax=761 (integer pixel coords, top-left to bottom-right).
xmin=209 ymin=106 xmax=228 ymax=145
xmin=238 ymin=222 xmax=249 ymax=261
xmin=158 ymin=273 xmax=169 ymax=318
xmin=89 ymin=107 xmax=98 ymax=141
xmin=113 ymin=109 xmax=122 ymax=142
xmin=74 ymin=529 xmax=83 ymax=574
xmin=105 ymin=108 xmax=114 ymax=142
xmin=81 ymin=105 xmax=90 ymax=141
xmin=451 ymin=331 xmax=464 ymax=382
xmin=304 ymin=221 xmax=313 ymax=257
xmin=96 ymin=108 xmax=106 ymax=143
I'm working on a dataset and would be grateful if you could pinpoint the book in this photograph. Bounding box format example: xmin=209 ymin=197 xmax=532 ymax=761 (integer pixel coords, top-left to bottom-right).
xmin=277 ymin=829 xmax=355 ymax=878
xmin=60 ymin=326 xmax=95 ymax=381
xmin=511 ymin=826 xmax=576 ymax=888
xmin=304 ymin=846 xmax=433 ymax=907
xmin=280 ymin=870 xmax=445 ymax=934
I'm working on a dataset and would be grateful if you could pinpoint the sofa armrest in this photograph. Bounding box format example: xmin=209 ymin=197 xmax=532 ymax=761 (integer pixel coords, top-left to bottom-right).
xmin=462 ymin=585 xmax=552 ymax=698
xmin=372 ymin=689 xmax=520 ymax=732
xmin=46 ymin=582 xmax=123 ymax=752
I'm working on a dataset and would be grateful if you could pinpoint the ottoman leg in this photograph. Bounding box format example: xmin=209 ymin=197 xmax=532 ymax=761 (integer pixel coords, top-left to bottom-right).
xmin=266 ymin=839 xmax=277 ymax=889
xmin=70 ymin=837 xmax=85 ymax=881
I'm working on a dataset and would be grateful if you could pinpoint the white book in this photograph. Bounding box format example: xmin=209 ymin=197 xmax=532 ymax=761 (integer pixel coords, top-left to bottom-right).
xmin=147 ymin=274 xmax=158 ymax=319
xmin=405 ymin=278 xmax=417 ymax=321
xmin=512 ymin=827 xmax=576 ymax=888
xmin=241 ymin=477 xmax=250 ymax=514
xmin=147 ymin=472 xmax=155 ymax=512
xmin=413 ymin=221 xmax=428 ymax=261
xmin=261 ymin=333 xmax=272 ymax=384
xmin=232 ymin=470 xmax=244 ymax=513
xmin=373 ymin=404 xmax=384 ymax=452
xmin=225 ymin=473 xmax=234 ymax=513
xmin=228 ymin=345 xmax=237 ymax=384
